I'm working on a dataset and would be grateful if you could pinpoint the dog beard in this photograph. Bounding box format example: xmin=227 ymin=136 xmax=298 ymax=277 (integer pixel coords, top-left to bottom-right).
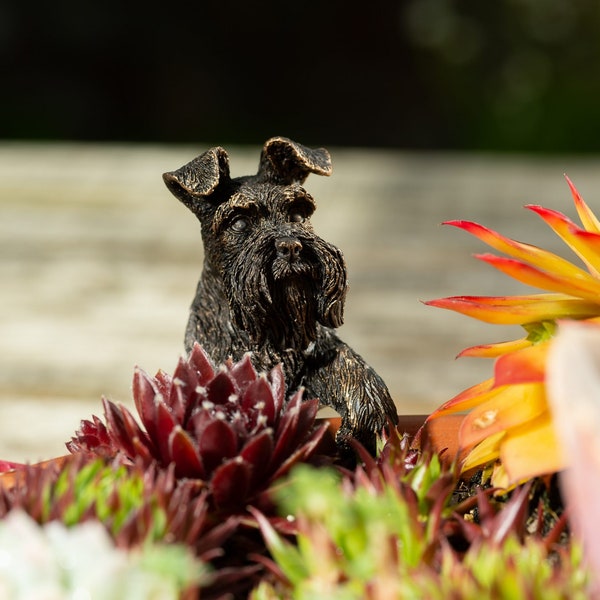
xmin=223 ymin=234 xmax=347 ymax=350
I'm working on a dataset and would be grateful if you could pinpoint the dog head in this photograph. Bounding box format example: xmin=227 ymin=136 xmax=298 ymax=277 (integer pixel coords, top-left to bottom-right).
xmin=163 ymin=137 xmax=347 ymax=350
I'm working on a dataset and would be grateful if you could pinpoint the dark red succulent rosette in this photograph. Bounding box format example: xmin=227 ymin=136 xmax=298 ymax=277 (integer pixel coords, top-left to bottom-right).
xmin=68 ymin=343 xmax=329 ymax=512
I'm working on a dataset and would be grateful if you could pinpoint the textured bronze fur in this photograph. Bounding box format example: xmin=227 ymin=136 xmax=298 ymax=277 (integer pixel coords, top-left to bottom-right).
xmin=163 ymin=137 xmax=398 ymax=453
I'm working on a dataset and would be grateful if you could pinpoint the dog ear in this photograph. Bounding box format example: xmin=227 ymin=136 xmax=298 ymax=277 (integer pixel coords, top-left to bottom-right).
xmin=258 ymin=137 xmax=332 ymax=185
xmin=163 ymin=147 xmax=231 ymax=209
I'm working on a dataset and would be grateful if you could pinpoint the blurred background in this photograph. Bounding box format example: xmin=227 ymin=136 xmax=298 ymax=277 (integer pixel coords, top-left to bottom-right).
xmin=3 ymin=0 xmax=600 ymax=151
xmin=2 ymin=0 xmax=600 ymax=461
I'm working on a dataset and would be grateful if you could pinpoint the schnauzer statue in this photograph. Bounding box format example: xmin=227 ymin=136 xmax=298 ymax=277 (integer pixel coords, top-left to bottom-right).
xmin=163 ymin=136 xmax=398 ymax=453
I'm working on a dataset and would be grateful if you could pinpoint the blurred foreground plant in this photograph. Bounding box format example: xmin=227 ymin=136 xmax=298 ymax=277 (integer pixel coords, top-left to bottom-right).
xmin=252 ymin=453 xmax=586 ymax=599
xmin=426 ymin=177 xmax=600 ymax=487
xmin=0 ymin=509 xmax=202 ymax=600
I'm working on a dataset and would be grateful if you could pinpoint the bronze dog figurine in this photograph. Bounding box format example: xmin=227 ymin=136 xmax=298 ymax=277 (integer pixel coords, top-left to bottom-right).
xmin=163 ymin=137 xmax=398 ymax=453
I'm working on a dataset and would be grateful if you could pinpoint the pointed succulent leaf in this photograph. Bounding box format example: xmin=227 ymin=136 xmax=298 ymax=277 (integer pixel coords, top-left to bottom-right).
xmin=271 ymin=394 xmax=318 ymax=468
xmin=240 ymin=429 xmax=274 ymax=488
xmin=131 ymin=435 xmax=156 ymax=464
xmin=211 ymin=457 xmax=251 ymax=510
xmin=67 ymin=414 xmax=113 ymax=455
xmin=229 ymin=353 xmax=258 ymax=391
xmin=489 ymin=481 xmax=532 ymax=545
xmin=270 ymin=422 xmax=329 ymax=482
xmin=119 ymin=401 xmax=150 ymax=445
xmin=169 ymin=426 xmax=206 ymax=479
xmin=102 ymin=398 xmax=138 ymax=459
xmin=241 ymin=375 xmax=276 ymax=425
xmin=168 ymin=380 xmax=187 ymax=427
xmin=291 ymin=395 xmax=319 ymax=438
xmin=154 ymin=369 xmax=173 ymax=401
xmin=189 ymin=342 xmax=216 ymax=386
xmin=195 ymin=514 xmax=242 ymax=560
xmin=271 ymin=396 xmax=301 ymax=467
xmin=206 ymin=369 xmax=237 ymax=406
xmin=269 ymin=364 xmax=286 ymax=414
xmin=132 ymin=367 xmax=159 ymax=440
xmin=190 ymin=409 xmax=213 ymax=440
xmin=248 ymin=506 xmax=308 ymax=585
xmin=169 ymin=356 xmax=199 ymax=422
xmin=198 ymin=419 xmax=238 ymax=473
xmin=155 ymin=400 xmax=178 ymax=464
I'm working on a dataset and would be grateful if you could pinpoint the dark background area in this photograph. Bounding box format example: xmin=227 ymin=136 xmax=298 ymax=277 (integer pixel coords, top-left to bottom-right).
xmin=2 ymin=0 xmax=600 ymax=152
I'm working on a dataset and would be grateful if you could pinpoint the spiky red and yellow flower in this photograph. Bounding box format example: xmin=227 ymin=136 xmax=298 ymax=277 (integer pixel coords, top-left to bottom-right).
xmin=425 ymin=177 xmax=600 ymax=487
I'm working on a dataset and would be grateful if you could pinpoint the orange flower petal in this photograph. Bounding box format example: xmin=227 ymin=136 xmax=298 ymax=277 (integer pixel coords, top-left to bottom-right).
xmin=444 ymin=220 xmax=589 ymax=281
xmin=500 ymin=411 xmax=565 ymax=485
xmin=427 ymin=378 xmax=495 ymax=418
xmin=568 ymin=227 xmax=600 ymax=271
xmin=526 ymin=204 xmax=600 ymax=276
xmin=458 ymin=338 xmax=532 ymax=358
xmin=424 ymin=293 xmax=600 ymax=324
xmin=476 ymin=253 xmax=600 ymax=302
xmin=493 ymin=342 xmax=549 ymax=387
xmin=565 ymin=175 xmax=600 ymax=234
xmin=459 ymin=382 xmax=547 ymax=450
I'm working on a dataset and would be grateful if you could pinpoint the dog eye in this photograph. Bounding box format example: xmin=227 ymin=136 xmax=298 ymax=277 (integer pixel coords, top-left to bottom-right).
xmin=290 ymin=213 xmax=306 ymax=224
xmin=231 ymin=217 xmax=249 ymax=232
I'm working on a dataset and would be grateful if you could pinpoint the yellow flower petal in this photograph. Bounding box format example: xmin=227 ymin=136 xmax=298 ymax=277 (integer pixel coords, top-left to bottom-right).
xmin=490 ymin=462 xmax=511 ymax=489
xmin=461 ymin=431 xmax=505 ymax=472
xmin=424 ymin=293 xmax=600 ymax=325
xmin=527 ymin=204 xmax=600 ymax=277
xmin=565 ymin=175 xmax=600 ymax=234
xmin=427 ymin=378 xmax=495 ymax=418
xmin=445 ymin=219 xmax=590 ymax=281
xmin=460 ymin=382 xmax=547 ymax=450
xmin=458 ymin=338 xmax=532 ymax=358
xmin=500 ymin=411 xmax=565 ymax=485
xmin=477 ymin=253 xmax=600 ymax=302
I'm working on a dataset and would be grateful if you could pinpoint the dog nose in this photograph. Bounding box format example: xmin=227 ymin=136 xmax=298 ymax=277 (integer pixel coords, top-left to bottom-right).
xmin=276 ymin=237 xmax=302 ymax=261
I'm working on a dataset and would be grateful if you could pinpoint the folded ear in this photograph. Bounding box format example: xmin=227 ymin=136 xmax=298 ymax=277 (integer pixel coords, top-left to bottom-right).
xmin=258 ymin=136 xmax=332 ymax=185
xmin=163 ymin=147 xmax=231 ymax=210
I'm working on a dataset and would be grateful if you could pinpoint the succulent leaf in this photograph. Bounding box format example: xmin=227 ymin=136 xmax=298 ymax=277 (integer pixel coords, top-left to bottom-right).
xmin=132 ymin=367 xmax=160 ymax=439
xmin=169 ymin=426 xmax=205 ymax=479
xmin=211 ymin=458 xmax=251 ymax=510
xmin=198 ymin=419 xmax=238 ymax=473
xmin=229 ymin=353 xmax=258 ymax=390
xmin=241 ymin=376 xmax=277 ymax=425
xmin=102 ymin=398 xmax=137 ymax=459
xmin=206 ymin=370 xmax=237 ymax=406
xmin=240 ymin=431 xmax=274 ymax=489
xmin=155 ymin=400 xmax=178 ymax=464
xmin=189 ymin=343 xmax=216 ymax=385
